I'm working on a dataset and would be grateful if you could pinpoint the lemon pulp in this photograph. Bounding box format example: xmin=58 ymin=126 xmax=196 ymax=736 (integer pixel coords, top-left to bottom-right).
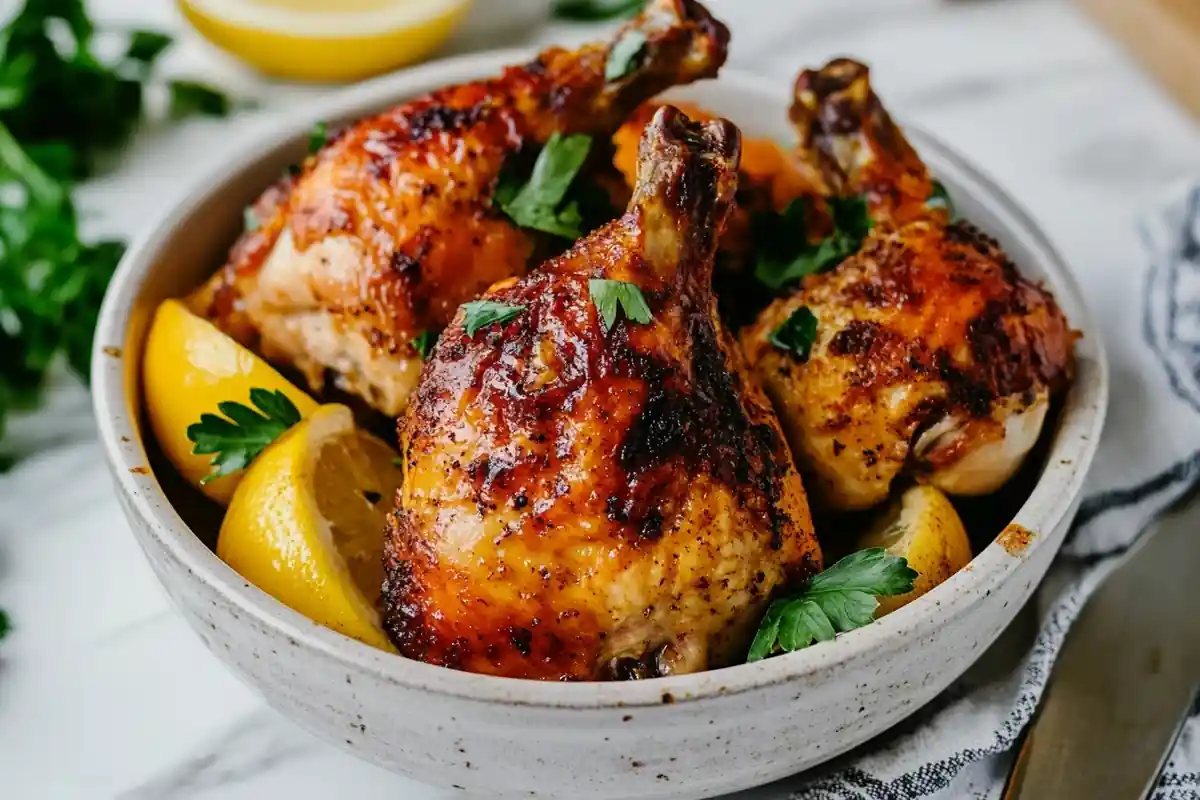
xmin=857 ymin=485 xmax=973 ymax=616
xmin=218 ymin=405 xmax=401 ymax=650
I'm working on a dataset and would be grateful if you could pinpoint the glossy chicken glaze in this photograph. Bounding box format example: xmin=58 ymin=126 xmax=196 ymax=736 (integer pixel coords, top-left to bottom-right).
xmin=384 ymin=107 xmax=822 ymax=681
xmin=744 ymin=220 xmax=1075 ymax=510
xmin=789 ymin=58 xmax=935 ymax=229
xmin=743 ymin=60 xmax=1076 ymax=511
xmin=192 ymin=0 xmax=730 ymax=416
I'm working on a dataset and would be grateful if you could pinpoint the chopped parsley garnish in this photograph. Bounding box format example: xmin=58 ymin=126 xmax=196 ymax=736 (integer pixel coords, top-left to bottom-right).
xmin=588 ymin=279 xmax=653 ymax=331
xmin=461 ymin=300 xmax=526 ymax=337
xmin=309 ymin=120 xmax=328 ymax=155
xmin=126 ymin=31 xmax=174 ymax=65
xmin=747 ymin=549 xmax=917 ymax=662
xmin=410 ymin=329 xmax=438 ymax=360
xmin=187 ymin=389 xmax=303 ymax=484
xmin=927 ymin=179 xmax=955 ymax=217
xmin=754 ymin=195 xmax=873 ymax=291
xmin=605 ymin=30 xmax=648 ymax=82
xmin=551 ymin=0 xmax=642 ymax=21
xmin=495 ymin=132 xmax=594 ymax=239
xmin=769 ymin=306 xmax=818 ymax=362
xmin=168 ymin=80 xmax=232 ymax=119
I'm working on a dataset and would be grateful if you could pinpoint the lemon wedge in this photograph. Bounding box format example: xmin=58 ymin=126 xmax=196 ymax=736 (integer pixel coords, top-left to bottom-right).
xmin=178 ymin=0 xmax=474 ymax=82
xmin=143 ymin=299 xmax=318 ymax=505
xmin=219 ymin=404 xmax=401 ymax=650
xmin=856 ymin=485 xmax=973 ymax=616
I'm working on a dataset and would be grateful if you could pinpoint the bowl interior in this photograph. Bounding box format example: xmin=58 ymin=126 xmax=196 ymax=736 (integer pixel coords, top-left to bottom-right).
xmin=94 ymin=52 xmax=1107 ymax=705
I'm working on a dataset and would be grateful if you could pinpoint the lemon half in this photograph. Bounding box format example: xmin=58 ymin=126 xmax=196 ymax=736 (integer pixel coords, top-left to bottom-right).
xmin=178 ymin=0 xmax=474 ymax=82
xmin=219 ymin=404 xmax=402 ymax=650
xmin=857 ymin=485 xmax=973 ymax=616
xmin=143 ymin=299 xmax=318 ymax=505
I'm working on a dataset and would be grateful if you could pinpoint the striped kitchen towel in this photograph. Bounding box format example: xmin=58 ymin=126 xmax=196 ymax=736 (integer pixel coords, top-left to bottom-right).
xmin=777 ymin=184 xmax=1200 ymax=800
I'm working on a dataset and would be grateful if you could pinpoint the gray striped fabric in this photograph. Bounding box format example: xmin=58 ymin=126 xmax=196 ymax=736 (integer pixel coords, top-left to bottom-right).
xmin=769 ymin=186 xmax=1200 ymax=800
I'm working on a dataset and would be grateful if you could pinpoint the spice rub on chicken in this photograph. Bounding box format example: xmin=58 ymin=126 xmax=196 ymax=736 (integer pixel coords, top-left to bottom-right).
xmin=741 ymin=59 xmax=1076 ymax=511
xmin=383 ymin=107 xmax=822 ymax=681
xmin=190 ymin=0 xmax=730 ymax=416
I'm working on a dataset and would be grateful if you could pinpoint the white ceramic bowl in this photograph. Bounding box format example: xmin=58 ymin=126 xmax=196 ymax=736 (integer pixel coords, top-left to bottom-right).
xmin=92 ymin=51 xmax=1108 ymax=800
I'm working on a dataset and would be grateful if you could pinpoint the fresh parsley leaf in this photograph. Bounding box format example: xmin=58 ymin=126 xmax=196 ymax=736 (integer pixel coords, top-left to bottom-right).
xmin=309 ymin=120 xmax=328 ymax=155
xmin=754 ymin=195 xmax=873 ymax=291
xmin=551 ymin=0 xmax=642 ymax=21
xmin=746 ymin=548 xmax=917 ymax=662
xmin=495 ymin=132 xmax=593 ymax=239
xmin=411 ymin=329 xmax=437 ymax=360
xmin=461 ymin=300 xmax=526 ymax=337
xmin=605 ymin=30 xmax=648 ymax=82
xmin=187 ymin=389 xmax=303 ymax=484
xmin=927 ymin=179 xmax=955 ymax=217
xmin=168 ymin=80 xmax=231 ymax=119
xmin=769 ymin=306 xmax=818 ymax=362
xmin=588 ymin=279 xmax=653 ymax=331
xmin=125 ymin=31 xmax=174 ymax=66
xmin=243 ymin=206 xmax=260 ymax=232
xmin=26 ymin=142 xmax=76 ymax=182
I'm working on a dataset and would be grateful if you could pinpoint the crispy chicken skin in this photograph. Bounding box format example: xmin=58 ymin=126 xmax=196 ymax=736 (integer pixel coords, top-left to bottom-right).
xmin=741 ymin=60 xmax=1076 ymax=511
xmin=789 ymin=58 xmax=936 ymax=229
xmin=191 ymin=0 xmax=730 ymax=416
xmin=383 ymin=107 xmax=822 ymax=681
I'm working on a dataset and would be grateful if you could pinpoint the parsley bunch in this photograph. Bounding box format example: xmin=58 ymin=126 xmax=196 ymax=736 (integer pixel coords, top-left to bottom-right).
xmin=0 ymin=0 xmax=230 ymax=462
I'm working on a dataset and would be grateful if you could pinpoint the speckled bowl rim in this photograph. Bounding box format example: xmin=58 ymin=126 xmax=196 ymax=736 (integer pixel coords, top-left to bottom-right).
xmin=92 ymin=50 xmax=1109 ymax=710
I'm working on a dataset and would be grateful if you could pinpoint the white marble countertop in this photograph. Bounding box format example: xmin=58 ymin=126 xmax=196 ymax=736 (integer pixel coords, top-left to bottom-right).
xmin=2 ymin=0 xmax=1198 ymax=797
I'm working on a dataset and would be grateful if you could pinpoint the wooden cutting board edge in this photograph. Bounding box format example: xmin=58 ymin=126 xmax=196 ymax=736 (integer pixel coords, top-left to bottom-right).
xmin=1074 ymin=0 xmax=1200 ymax=119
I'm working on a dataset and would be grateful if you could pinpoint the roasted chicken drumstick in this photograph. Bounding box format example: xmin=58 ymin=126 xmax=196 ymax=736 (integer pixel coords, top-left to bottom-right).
xmin=383 ymin=107 xmax=822 ymax=681
xmin=742 ymin=60 xmax=1076 ymax=512
xmin=192 ymin=0 xmax=729 ymax=416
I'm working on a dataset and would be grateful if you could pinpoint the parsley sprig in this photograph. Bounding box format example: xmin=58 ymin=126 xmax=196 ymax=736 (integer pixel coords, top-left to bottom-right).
xmin=495 ymin=133 xmax=596 ymax=239
xmin=927 ymin=179 xmax=954 ymax=217
xmin=769 ymin=306 xmax=818 ymax=362
xmin=754 ymin=196 xmax=873 ymax=291
xmin=187 ymin=389 xmax=303 ymax=484
xmin=589 ymin=279 xmax=652 ymax=331
xmin=410 ymin=330 xmax=438 ymax=360
xmin=747 ymin=549 xmax=917 ymax=662
xmin=605 ymin=31 xmax=648 ymax=82
xmin=461 ymin=300 xmax=526 ymax=337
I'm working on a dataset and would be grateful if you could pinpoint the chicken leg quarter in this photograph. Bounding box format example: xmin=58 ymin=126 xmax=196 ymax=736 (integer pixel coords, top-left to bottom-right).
xmin=742 ymin=60 xmax=1076 ymax=512
xmin=384 ymin=107 xmax=822 ymax=681
xmin=192 ymin=0 xmax=730 ymax=416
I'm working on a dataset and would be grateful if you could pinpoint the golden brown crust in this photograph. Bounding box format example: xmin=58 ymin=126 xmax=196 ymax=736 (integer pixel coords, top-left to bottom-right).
xmin=742 ymin=220 xmax=1076 ymax=510
xmin=791 ymin=58 xmax=936 ymax=228
xmin=384 ymin=107 xmax=821 ymax=680
xmin=192 ymin=0 xmax=730 ymax=415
